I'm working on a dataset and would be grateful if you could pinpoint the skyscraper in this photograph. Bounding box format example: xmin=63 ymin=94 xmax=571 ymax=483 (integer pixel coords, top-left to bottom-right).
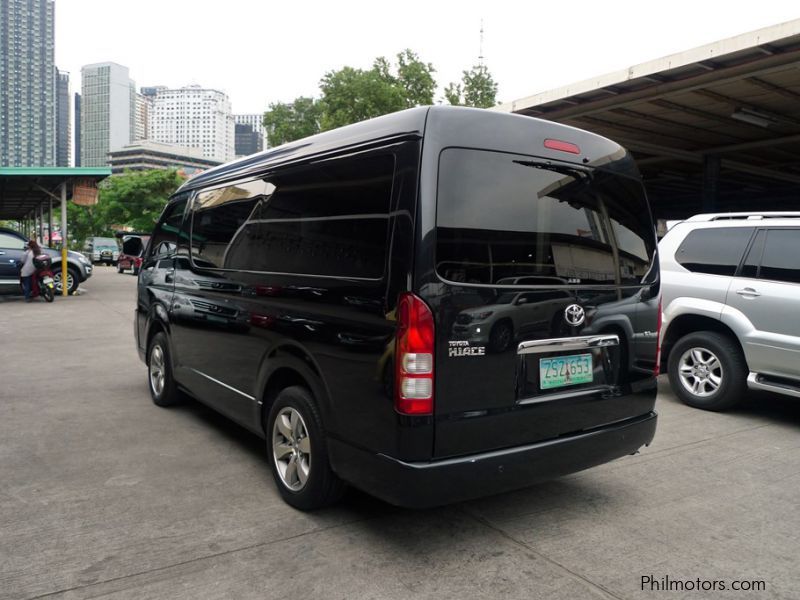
xmin=0 ymin=0 xmax=56 ymax=166
xmin=234 ymin=123 xmax=263 ymax=157
xmin=150 ymin=86 xmax=235 ymax=162
xmin=234 ymin=113 xmax=269 ymax=148
xmin=80 ymin=62 xmax=136 ymax=166
xmin=56 ymin=69 xmax=71 ymax=166
xmin=74 ymin=92 xmax=81 ymax=166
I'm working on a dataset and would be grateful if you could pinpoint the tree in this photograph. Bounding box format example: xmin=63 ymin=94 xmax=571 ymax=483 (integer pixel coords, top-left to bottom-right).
xmin=262 ymin=97 xmax=323 ymax=146
xmin=319 ymin=64 xmax=407 ymax=131
xmin=395 ymin=49 xmax=436 ymax=107
xmin=262 ymin=50 xmax=437 ymax=137
xmin=65 ymin=169 xmax=183 ymax=247
xmin=444 ymin=64 xmax=499 ymax=108
xmin=101 ymin=169 xmax=184 ymax=232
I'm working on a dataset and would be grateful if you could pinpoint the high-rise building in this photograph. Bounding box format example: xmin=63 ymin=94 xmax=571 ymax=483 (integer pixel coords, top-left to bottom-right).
xmin=80 ymin=62 xmax=136 ymax=167
xmin=74 ymin=92 xmax=82 ymax=166
xmin=234 ymin=123 xmax=263 ymax=157
xmin=1 ymin=0 xmax=56 ymax=166
xmin=134 ymin=93 xmax=149 ymax=141
xmin=56 ymin=69 xmax=71 ymax=167
xmin=150 ymin=86 xmax=235 ymax=163
xmin=234 ymin=113 xmax=268 ymax=148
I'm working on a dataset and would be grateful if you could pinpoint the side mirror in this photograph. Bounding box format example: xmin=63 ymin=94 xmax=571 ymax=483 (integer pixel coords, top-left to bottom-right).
xmin=515 ymin=297 xmax=528 ymax=306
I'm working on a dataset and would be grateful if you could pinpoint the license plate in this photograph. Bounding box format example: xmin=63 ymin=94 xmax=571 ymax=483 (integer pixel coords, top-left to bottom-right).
xmin=42 ymin=277 xmax=53 ymax=285
xmin=539 ymin=353 xmax=593 ymax=389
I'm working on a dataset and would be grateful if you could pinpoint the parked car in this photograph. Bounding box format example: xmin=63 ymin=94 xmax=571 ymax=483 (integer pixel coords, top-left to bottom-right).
xmin=117 ymin=234 xmax=150 ymax=275
xmin=0 ymin=227 xmax=92 ymax=295
xmin=660 ymin=212 xmax=800 ymax=410
xmin=83 ymin=236 xmax=120 ymax=265
xmin=136 ymin=106 xmax=660 ymax=510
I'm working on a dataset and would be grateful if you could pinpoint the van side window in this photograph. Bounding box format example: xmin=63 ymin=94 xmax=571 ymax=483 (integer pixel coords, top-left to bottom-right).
xmin=190 ymin=180 xmax=265 ymax=268
xmin=150 ymin=194 xmax=190 ymax=259
xmin=226 ymin=154 xmax=394 ymax=278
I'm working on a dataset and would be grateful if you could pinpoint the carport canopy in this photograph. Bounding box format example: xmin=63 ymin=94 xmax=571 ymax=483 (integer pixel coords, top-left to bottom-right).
xmin=0 ymin=167 xmax=111 ymax=296
xmin=497 ymin=19 xmax=800 ymax=220
xmin=0 ymin=167 xmax=111 ymax=223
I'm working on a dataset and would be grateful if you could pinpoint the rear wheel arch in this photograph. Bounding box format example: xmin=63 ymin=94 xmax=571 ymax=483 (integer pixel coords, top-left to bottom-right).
xmin=144 ymin=307 xmax=172 ymax=365
xmin=258 ymin=350 xmax=332 ymax=436
xmin=661 ymin=314 xmax=744 ymax=370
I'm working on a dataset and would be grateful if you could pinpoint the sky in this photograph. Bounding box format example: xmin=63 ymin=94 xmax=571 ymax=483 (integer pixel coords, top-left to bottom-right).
xmin=56 ymin=0 xmax=800 ymax=115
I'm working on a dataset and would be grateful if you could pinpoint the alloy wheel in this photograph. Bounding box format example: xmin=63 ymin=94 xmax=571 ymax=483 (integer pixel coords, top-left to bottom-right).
xmin=272 ymin=407 xmax=311 ymax=491
xmin=678 ymin=347 xmax=723 ymax=398
xmin=149 ymin=344 xmax=166 ymax=397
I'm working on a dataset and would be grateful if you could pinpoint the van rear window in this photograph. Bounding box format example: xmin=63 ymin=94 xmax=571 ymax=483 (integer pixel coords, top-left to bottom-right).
xmin=436 ymin=148 xmax=656 ymax=286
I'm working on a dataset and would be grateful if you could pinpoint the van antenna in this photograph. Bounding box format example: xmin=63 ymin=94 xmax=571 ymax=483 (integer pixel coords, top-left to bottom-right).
xmin=478 ymin=19 xmax=485 ymax=66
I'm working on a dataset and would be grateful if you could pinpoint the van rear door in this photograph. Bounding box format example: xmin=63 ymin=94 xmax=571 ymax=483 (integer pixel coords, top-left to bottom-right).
xmin=427 ymin=148 xmax=659 ymax=458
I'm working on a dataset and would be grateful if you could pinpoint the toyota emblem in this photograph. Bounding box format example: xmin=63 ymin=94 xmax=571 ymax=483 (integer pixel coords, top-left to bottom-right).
xmin=564 ymin=304 xmax=585 ymax=327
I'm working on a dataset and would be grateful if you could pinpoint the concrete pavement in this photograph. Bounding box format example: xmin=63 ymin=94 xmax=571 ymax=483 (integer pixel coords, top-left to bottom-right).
xmin=1 ymin=268 xmax=798 ymax=599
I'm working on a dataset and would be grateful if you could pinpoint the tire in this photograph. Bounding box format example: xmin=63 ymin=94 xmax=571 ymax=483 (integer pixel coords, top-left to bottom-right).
xmin=266 ymin=386 xmax=345 ymax=510
xmin=41 ymin=283 xmax=54 ymax=303
xmin=667 ymin=331 xmax=747 ymax=411
xmin=147 ymin=332 xmax=182 ymax=407
xmin=488 ymin=320 xmax=513 ymax=353
xmin=53 ymin=266 xmax=79 ymax=295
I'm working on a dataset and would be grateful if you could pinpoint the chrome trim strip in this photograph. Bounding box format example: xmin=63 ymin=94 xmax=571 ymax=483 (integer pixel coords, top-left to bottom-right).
xmin=517 ymin=386 xmax=609 ymax=405
xmin=189 ymin=368 xmax=256 ymax=401
xmin=517 ymin=334 xmax=620 ymax=355
xmin=747 ymin=372 xmax=800 ymax=399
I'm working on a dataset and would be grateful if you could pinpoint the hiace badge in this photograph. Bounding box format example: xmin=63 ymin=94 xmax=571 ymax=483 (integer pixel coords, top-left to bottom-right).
xmin=448 ymin=340 xmax=486 ymax=357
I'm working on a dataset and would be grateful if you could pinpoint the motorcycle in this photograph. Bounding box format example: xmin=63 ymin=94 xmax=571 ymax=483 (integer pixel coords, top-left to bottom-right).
xmin=21 ymin=255 xmax=56 ymax=302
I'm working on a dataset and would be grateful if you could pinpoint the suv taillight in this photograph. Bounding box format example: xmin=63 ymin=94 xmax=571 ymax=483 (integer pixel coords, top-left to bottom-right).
xmin=395 ymin=293 xmax=434 ymax=415
xmin=654 ymin=296 xmax=663 ymax=377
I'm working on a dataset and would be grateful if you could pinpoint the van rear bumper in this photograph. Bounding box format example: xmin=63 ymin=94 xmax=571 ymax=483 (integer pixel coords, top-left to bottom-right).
xmin=329 ymin=411 xmax=657 ymax=508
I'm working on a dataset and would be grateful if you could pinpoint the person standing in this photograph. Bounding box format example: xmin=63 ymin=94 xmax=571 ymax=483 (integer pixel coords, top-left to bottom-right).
xmin=19 ymin=239 xmax=40 ymax=302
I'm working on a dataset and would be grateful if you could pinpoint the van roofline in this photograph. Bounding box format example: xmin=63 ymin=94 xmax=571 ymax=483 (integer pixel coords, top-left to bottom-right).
xmin=178 ymin=105 xmax=639 ymax=194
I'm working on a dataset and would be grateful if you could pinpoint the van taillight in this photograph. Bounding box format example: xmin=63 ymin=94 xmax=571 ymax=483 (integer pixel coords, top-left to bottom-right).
xmin=544 ymin=139 xmax=581 ymax=154
xmin=654 ymin=297 xmax=663 ymax=377
xmin=395 ymin=293 xmax=434 ymax=415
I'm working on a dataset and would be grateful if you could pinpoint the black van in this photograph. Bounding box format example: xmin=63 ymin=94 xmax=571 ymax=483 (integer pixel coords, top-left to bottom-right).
xmin=136 ymin=106 xmax=660 ymax=510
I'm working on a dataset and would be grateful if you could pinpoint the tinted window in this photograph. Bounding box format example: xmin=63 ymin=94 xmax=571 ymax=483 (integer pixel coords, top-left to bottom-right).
xmin=0 ymin=233 xmax=25 ymax=249
xmin=190 ymin=180 xmax=265 ymax=269
xmin=675 ymin=228 xmax=753 ymax=276
xmin=435 ymin=149 xmax=655 ymax=286
xmin=225 ymin=154 xmax=394 ymax=278
xmin=759 ymin=229 xmax=800 ymax=284
xmin=150 ymin=195 xmax=189 ymax=259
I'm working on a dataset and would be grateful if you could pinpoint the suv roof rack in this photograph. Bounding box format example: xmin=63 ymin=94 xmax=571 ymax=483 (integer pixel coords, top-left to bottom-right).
xmin=686 ymin=212 xmax=800 ymax=222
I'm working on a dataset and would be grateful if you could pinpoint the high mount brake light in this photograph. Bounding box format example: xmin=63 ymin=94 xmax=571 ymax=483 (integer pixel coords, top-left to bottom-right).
xmin=544 ymin=139 xmax=581 ymax=155
xmin=395 ymin=293 xmax=434 ymax=415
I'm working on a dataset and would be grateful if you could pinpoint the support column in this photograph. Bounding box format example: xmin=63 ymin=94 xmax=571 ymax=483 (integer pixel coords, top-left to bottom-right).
xmin=48 ymin=197 xmax=53 ymax=248
xmin=702 ymin=155 xmax=721 ymax=213
xmin=61 ymin=181 xmax=68 ymax=296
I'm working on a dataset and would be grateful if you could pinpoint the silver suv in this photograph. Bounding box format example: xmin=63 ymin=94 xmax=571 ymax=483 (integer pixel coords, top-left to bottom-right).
xmin=659 ymin=212 xmax=800 ymax=410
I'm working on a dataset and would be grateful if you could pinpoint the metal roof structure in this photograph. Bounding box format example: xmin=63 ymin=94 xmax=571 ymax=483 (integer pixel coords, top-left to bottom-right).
xmin=0 ymin=167 xmax=111 ymax=220
xmin=496 ymin=19 xmax=800 ymax=218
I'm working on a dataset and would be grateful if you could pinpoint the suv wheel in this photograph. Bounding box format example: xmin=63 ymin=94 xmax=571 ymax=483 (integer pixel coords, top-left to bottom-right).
xmin=668 ymin=331 xmax=746 ymax=411
xmin=53 ymin=266 xmax=79 ymax=295
xmin=488 ymin=320 xmax=513 ymax=353
xmin=266 ymin=386 xmax=345 ymax=510
xmin=148 ymin=332 xmax=182 ymax=407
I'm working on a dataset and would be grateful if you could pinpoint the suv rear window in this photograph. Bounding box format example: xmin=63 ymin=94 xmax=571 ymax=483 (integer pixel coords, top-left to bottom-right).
xmin=675 ymin=228 xmax=753 ymax=276
xmin=435 ymin=148 xmax=656 ymax=286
